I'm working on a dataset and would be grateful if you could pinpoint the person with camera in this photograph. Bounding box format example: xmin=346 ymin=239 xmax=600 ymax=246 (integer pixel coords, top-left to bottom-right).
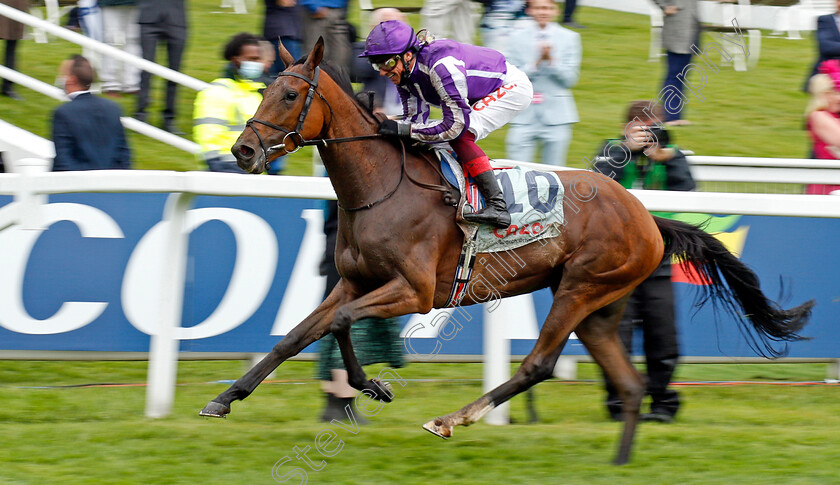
xmin=591 ymin=101 xmax=695 ymax=423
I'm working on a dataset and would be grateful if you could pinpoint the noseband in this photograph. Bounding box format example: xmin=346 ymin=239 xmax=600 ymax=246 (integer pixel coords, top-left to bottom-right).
xmin=246 ymin=67 xmax=386 ymax=168
xmin=246 ymin=67 xmax=325 ymax=163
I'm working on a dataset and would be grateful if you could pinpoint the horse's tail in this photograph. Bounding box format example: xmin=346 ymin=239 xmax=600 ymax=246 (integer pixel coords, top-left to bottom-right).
xmin=653 ymin=215 xmax=813 ymax=358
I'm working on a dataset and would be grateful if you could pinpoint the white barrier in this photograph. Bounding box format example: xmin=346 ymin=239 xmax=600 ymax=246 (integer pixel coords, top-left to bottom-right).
xmin=0 ymin=4 xmax=209 ymax=92
xmin=0 ymin=66 xmax=201 ymax=158
xmin=1 ymin=166 xmax=840 ymax=418
xmin=500 ymin=157 xmax=840 ymax=187
xmin=686 ymin=156 xmax=840 ymax=185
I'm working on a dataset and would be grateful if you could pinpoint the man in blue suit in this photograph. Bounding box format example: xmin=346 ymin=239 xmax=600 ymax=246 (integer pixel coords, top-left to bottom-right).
xmin=808 ymin=4 xmax=840 ymax=89
xmin=504 ymin=0 xmax=580 ymax=166
xmin=52 ymin=55 xmax=131 ymax=171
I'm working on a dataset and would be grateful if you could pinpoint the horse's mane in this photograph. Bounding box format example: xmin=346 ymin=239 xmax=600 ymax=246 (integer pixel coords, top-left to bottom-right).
xmin=292 ymin=56 xmax=434 ymax=157
xmin=292 ymin=56 xmax=376 ymax=117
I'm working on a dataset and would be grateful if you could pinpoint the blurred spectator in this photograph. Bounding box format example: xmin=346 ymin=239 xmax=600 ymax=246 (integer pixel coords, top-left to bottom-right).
xmin=193 ymin=33 xmax=269 ymax=173
xmin=651 ymin=0 xmax=699 ymax=126
xmin=806 ymin=2 xmax=840 ymax=91
xmin=479 ymin=0 xmax=526 ymax=53
xmin=592 ymin=101 xmax=695 ymax=423
xmin=263 ymin=0 xmax=302 ymax=76
xmin=805 ymin=64 xmax=840 ymax=194
xmin=135 ymin=0 xmax=187 ymax=135
xmin=256 ymin=39 xmax=288 ymax=175
xmin=421 ymin=0 xmax=476 ymax=44
xmin=562 ymin=0 xmax=584 ymax=29
xmin=0 ymin=0 xmax=27 ymax=100
xmin=505 ymin=0 xmax=580 ymax=165
xmin=51 ymin=55 xmax=131 ymax=171
xmin=299 ymin=0 xmax=351 ymax=74
xmin=317 ymin=199 xmax=404 ymax=422
xmin=100 ymin=0 xmax=141 ymax=96
xmin=350 ymin=7 xmax=407 ymax=116
xmin=77 ymin=0 xmax=104 ymax=71
xmin=258 ymin=39 xmax=277 ymax=83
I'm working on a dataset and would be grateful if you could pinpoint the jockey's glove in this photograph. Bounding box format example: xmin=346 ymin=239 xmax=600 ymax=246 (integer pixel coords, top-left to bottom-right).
xmin=378 ymin=119 xmax=411 ymax=138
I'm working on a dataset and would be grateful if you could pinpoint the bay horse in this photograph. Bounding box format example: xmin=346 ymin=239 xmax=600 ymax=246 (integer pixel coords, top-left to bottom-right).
xmin=200 ymin=38 xmax=813 ymax=464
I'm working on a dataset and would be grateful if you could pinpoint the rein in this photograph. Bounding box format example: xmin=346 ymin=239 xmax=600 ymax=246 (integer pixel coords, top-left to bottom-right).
xmin=247 ymin=67 xmax=385 ymax=159
xmin=245 ymin=66 xmax=451 ymax=212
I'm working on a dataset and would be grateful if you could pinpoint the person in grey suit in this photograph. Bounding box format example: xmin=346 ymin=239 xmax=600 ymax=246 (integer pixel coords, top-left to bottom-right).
xmin=52 ymin=55 xmax=131 ymax=171
xmin=504 ymin=0 xmax=580 ymax=166
xmin=652 ymin=0 xmax=699 ymax=125
xmin=135 ymin=0 xmax=187 ymax=135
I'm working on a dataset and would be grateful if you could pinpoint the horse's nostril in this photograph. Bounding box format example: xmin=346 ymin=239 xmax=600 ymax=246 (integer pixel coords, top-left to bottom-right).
xmin=238 ymin=144 xmax=255 ymax=157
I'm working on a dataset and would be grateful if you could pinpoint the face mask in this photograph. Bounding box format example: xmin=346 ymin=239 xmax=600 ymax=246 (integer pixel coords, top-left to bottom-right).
xmin=238 ymin=61 xmax=264 ymax=80
xmin=55 ymin=76 xmax=66 ymax=91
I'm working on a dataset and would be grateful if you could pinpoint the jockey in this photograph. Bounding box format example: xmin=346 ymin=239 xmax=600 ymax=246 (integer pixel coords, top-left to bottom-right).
xmin=359 ymin=20 xmax=533 ymax=228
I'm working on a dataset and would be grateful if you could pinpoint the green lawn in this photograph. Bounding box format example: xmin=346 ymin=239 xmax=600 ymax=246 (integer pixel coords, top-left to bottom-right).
xmin=1 ymin=2 xmax=818 ymax=174
xmin=1 ymin=361 xmax=838 ymax=484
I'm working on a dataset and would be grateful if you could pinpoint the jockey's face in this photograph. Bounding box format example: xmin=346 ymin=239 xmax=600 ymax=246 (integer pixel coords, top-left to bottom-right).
xmin=378 ymin=51 xmax=414 ymax=86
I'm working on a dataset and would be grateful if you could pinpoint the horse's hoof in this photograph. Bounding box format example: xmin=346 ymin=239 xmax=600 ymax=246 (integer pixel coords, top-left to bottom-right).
xmin=199 ymin=401 xmax=230 ymax=418
xmin=422 ymin=418 xmax=451 ymax=439
xmin=366 ymin=379 xmax=394 ymax=403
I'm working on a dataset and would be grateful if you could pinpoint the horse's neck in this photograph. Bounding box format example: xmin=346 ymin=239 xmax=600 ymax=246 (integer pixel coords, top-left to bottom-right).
xmin=320 ymin=96 xmax=402 ymax=210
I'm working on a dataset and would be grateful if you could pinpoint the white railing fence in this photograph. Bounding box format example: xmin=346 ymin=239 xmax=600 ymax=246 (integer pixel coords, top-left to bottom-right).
xmin=0 ymin=66 xmax=201 ymax=157
xmin=1 ymin=164 xmax=840 ymax=418
xmin=0 ymin=4 xmax=208 ymax=91
xmin=0 ymin=4 xmax=206 ymax=156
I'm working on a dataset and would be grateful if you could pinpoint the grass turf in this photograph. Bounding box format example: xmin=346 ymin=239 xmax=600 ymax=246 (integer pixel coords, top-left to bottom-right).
xmin=1 ymin=361 xmax=838 ymax=484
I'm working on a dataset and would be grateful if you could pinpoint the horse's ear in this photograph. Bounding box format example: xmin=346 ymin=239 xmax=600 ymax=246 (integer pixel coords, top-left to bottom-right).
xmin=277 ymin=39 xmax=295 ymax=69
xmin=304 ymin=37 xmax=325 ymax=71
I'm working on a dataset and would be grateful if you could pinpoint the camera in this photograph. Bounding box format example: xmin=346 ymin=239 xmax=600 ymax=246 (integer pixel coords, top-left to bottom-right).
xmin=645 ymin=127 xmax=670 ymax=148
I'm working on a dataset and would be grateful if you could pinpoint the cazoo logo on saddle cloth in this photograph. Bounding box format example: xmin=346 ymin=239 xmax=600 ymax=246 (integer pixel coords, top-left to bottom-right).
xmin=475 ymin=166 xmax=565 ymax=253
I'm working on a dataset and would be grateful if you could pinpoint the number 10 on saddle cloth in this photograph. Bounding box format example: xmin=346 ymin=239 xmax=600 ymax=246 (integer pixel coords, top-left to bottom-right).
xmin=471 ymin=165 xmax=565 ymax=253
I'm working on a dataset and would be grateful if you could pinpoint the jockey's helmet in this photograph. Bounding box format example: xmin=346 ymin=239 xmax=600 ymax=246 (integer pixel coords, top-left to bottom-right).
xmin=359 ymin=20 xmax=419 ymax=58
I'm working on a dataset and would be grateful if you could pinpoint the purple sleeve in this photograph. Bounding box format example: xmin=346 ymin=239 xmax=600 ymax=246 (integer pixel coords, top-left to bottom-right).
xmin=409 ymin=60 xmax=471 ymax=142
xmin=398 ymin=86 xmax=413 ymax=119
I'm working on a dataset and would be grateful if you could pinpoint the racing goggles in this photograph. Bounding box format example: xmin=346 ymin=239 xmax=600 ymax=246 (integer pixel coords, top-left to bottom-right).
xmin=370 ymin=55 xmax=400 ymax=72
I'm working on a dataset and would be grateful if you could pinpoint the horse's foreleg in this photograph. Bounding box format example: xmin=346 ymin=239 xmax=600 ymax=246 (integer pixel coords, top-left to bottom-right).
xmin=199 ymin=287 xmax=350 ymax=418
xmin=330 ymin=276 xmax=428 ymax=402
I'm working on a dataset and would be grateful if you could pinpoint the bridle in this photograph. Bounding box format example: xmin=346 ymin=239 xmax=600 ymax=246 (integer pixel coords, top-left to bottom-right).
xmin=244 ymin=65 xmax=450 ymax=212
xmin=246 ymin=67 xmax=383 ymax=162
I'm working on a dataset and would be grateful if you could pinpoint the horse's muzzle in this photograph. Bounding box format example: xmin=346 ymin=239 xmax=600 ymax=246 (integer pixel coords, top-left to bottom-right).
xmin=231 ymin=142 xmax=264 ymax=174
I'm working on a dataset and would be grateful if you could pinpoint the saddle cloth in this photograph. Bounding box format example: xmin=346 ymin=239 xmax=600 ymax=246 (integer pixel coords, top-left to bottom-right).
xmin=436 ymin=148 xmax=565 ymax=253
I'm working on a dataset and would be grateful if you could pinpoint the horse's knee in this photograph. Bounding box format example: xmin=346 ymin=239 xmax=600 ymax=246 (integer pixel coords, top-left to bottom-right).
xmin=518 ymin=358 xmax=556 ymax=385
xmin=619 ymin=376 xmax=646 ymax=411
xmin=273 ymin=333 xmax=300 ymax=353
xmin=331 ymin=307 xmax=352 ymax=334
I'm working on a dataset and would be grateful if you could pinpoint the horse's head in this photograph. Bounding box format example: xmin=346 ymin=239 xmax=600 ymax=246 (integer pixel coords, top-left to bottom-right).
xmin=232 ymin=38 xmax=331 ymax=173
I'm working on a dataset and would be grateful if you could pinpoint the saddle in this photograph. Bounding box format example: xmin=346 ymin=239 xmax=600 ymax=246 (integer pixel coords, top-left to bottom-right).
xmin=424 ymin=147 xmax=566 ymax=307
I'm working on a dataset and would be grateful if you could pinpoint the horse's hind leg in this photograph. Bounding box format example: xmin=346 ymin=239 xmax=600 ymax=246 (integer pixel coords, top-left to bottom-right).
xmin=575 ymin=297 xmax=645 ymax=465
xmin=423 ymin=284 xmax=627 ymax=439
xmin=199 ymin=286 xmax=349 ymax=418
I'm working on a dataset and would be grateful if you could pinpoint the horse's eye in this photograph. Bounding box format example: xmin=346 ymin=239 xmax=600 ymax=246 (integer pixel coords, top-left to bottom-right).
xmin=285 ymin=92 xmax=298 ymax=101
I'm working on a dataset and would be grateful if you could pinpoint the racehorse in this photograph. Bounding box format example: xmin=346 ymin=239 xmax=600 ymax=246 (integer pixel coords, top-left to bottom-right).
xmin=200 ymin=38 xmax=813 ymax=465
